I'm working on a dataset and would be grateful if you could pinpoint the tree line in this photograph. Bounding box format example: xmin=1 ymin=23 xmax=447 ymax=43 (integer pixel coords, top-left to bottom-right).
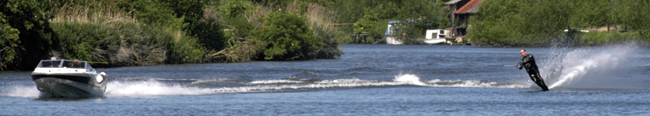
xmin=468 ymin=0 xmax=650 ymax=46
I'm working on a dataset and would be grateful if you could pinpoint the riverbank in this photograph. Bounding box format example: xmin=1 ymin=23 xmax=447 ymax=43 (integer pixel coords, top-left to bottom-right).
xmin=5 ymin=40 xmax=646 ymax=71
xmin=0 ymin=0 xmax=344 ymax=71
xmin=468 ymin=31 xmax=648 ymax=47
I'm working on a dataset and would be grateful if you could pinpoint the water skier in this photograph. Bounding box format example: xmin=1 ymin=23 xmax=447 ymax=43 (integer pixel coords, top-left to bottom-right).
xmin=517 ymin=49 xmax=549 ymax=91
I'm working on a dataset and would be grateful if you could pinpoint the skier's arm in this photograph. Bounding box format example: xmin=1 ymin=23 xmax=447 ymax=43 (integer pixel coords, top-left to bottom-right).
xmin=518 ymin=56 xmax=530 ymax=70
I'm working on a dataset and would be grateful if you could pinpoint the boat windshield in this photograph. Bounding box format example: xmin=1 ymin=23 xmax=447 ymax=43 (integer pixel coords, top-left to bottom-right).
xmin=62 ymin=60 xmax=86 ymax=68
xmin=39 ymin=60 xmax=62 ymax=68
xmin=38 ymin=60 xmax=87 ymax=69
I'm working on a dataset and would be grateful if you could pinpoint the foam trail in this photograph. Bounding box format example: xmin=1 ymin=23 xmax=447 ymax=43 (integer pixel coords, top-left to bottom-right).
xmin=548 ymin=45 xmax=633 ymax=89
xmin=105 ymin=80 xmax=215 ymax=97
xmin=426 ymin=79 xmax=530 ymax=88
xmin=2 ymin=74 xmax=528 ymax=98
xmin=1 ymin=85 xmax=41 ymax=98
xmin=393 ymin=74 xmax=528 ymax=88
xmin=103 ymin=74 xmax=520 ymax=97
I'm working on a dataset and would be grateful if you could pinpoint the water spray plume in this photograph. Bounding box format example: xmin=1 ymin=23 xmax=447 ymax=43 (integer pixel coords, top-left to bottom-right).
xmin=547 ymin=45 xmax=638 ymax=89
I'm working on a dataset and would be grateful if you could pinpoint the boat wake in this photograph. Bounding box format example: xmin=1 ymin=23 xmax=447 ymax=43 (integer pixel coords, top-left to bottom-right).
xmin=1 ymin=74 xmax=530 ymax=98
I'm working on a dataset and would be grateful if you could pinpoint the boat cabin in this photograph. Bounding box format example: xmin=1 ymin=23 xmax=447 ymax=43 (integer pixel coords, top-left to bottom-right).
xmin=385 ymin=21 xmax=404 ymax=45
xmin=426 ymin=29 xmax=449 ymax=39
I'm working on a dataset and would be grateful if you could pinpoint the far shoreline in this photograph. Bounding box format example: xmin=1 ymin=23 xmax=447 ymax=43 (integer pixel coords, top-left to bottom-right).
xmin=2 ymin=43 xmax=647 ymax=72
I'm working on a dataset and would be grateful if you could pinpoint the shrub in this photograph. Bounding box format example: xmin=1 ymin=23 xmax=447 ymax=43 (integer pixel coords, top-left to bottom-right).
xmin=52 ymin=21 xmax=171 ymax=66
xmin=224 ymin=0 xmax=254 ymax=18
xmin=49 ymin=5 xmax=205 ymax=66
xmin=190 ymin=7 xmax=226 ymax=51
xmin=257 ymin=12 xmax=323 ymax=60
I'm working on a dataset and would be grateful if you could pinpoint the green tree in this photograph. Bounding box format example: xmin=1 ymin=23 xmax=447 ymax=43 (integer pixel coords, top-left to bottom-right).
xmin=617 ymin=0 xmax=650 ymax=40
xmin=568 ymin=0 xmax=610 ymax=28
xmin=468 ymin=0 xmax=570 ymax=46
xmin=0 ymin=13 xmax=20 ymax=70
xmin=466 ymin=0 xmax=524 ymax=45
xmin=353 ymin=9 xmax=384 ymax=43
xmin=1 ymin=0 xmax=55 ymax=70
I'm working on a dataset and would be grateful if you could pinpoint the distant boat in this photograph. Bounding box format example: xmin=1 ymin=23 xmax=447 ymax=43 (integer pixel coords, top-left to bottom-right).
xmin=30 ymin=57 xmax=107 ymax=98
xmin=421 ymin=29 xmax=449 ymax=45
xmin=385 ymin=21 xmax=403 ymax=45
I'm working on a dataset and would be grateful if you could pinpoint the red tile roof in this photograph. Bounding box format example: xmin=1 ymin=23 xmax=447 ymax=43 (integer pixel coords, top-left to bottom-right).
xmin=454 ymin=0 xmax=482 ymax=14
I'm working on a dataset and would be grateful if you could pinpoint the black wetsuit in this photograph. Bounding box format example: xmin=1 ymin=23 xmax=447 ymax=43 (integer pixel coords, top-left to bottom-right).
xmin=518 ymin=54 xmax=549 ymax=90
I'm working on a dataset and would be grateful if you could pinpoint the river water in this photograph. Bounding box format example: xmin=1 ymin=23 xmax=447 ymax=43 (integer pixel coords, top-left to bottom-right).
xmin=2 ymin=44 xmax=650 ymax=115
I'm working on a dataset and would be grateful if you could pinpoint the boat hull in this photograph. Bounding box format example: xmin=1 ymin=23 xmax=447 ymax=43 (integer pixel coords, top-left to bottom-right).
xmin=386 ymin=37 xmax=403 ymax=45
xmin=422 ymin=39 xmax=446 ymax=44
xmin=31 ymin=73 xmax=106 ymax=98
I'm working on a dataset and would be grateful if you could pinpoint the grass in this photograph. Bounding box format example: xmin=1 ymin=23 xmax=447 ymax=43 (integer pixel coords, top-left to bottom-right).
xmin=579 ymin=31 xmax=641 ymax=45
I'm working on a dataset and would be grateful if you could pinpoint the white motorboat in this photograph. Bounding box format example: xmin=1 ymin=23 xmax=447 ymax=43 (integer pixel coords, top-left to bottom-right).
xmin=30 ymin=58 xmax=107 ymax=98
xmin=385 ymin=21 xmax=403 ymax=45
xmin=421 ymin=29 xmax=449 ymax=45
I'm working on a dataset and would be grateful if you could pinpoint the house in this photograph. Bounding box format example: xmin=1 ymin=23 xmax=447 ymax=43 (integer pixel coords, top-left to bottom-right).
xmin=445 ymin=0 xmax=483 ymax=44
